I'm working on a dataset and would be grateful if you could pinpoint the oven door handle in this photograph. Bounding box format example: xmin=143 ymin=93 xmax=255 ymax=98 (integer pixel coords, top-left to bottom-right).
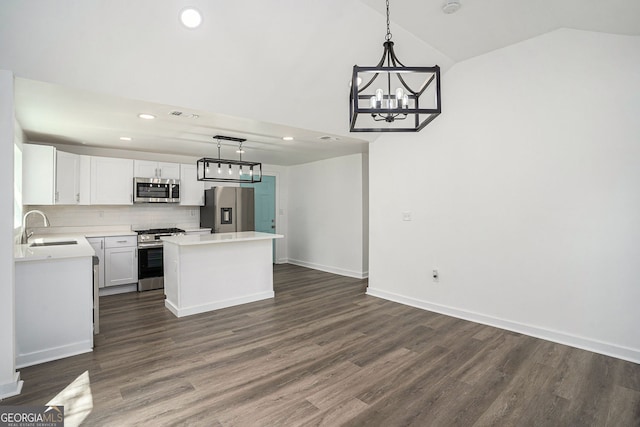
xmin=138 ymin=243 xmax=164 ymax=249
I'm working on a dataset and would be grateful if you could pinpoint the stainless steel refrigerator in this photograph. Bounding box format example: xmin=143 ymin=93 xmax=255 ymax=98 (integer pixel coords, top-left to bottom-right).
xmin=200 ymin=187 xmax=255 ymax=233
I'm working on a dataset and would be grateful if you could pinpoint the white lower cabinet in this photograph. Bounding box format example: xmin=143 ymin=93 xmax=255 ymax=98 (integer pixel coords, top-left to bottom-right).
xmin=104 ymin=236 xmax=138 ymax=287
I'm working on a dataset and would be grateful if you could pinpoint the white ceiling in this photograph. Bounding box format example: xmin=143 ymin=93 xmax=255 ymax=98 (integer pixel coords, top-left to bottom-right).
xmin=1 ymin=0 xmax=639 ymax=165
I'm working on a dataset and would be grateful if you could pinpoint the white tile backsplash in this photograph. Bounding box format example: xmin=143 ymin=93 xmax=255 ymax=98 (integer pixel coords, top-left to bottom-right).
xmin=27 ymin=204 xmax=200 ymax=229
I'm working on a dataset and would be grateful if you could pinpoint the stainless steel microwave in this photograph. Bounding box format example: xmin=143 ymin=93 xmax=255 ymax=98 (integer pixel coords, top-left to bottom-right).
xmin=133 ymin=177 xmax=180 ymax=203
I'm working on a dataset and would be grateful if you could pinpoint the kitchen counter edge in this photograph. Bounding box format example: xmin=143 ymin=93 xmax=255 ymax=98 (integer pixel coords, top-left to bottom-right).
xmin=162 ymin=231 xmax=283 ymax=246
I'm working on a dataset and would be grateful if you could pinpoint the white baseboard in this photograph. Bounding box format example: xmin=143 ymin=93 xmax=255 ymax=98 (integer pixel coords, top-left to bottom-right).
xmin=366 ymin=287 xmax=640 ymax=364
xmin=165 ymin=291 xmax=275 ymax=318
xmin=16 ymin=341 xmax=93 ymax=369
xmin=287 ymin=258 xmax=368 ymax=279
xmin=0 ymin=372 xmax=23 ymax=400
xmin=98 ymin=283 xmax=137 ymax=296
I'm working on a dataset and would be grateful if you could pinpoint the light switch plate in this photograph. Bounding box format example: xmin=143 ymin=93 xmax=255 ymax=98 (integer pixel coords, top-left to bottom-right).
xmin=402 ymin=211 xmax=412 ymax=221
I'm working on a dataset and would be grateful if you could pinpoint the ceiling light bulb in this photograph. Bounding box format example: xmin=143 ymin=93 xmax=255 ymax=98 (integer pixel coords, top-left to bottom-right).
xmin=228 ymin=164 xmax=233 ymax=175
xmin=249 ymin=167 xmax=253 ymax=176
xmin=370 ymin=96 xmax=377 ymax=108
xmin=239 ymin=166 xmax=243 ymax=176
xmin=395 ymin=88 xmax=404 ymax=100
xmin=180 ymin=8 xmax=202 ymax=28
xmin=236 ymin=149 xmax=245 ymax=154
xmin=138 ymin=113 xmax=155 ymax=120
xmin=402 ymin=94 xmax=409 ymax=107
xmin=375 ymin=88 xmax=383 ymax=102
xmin=119 ymin=136 xmax=132 ymax=141
xmin=282 ymin=136 xmax=294 ymax=141
xmin=217 ymin=163 xmax=221 ymax=174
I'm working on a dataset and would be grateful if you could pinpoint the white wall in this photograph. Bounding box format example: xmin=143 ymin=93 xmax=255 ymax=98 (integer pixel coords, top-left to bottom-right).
xmin=288 ymin=153 xmax=368 ymax=278
xmin=0 ymin=69 xmax=22 ymax=399
xmin=368 ymin=29 xmax=640 ymax=363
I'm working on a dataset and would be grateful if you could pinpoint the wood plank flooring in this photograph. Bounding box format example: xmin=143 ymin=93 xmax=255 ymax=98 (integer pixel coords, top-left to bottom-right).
xmin=4 ymin=264 xmax=640 ymax=426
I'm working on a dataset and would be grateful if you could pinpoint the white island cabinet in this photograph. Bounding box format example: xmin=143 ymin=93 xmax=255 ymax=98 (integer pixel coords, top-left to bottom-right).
xmin=162 ymin=231 xmax=283 ymax=317
xmin=14 ymin=237 xmax=95 ymax=367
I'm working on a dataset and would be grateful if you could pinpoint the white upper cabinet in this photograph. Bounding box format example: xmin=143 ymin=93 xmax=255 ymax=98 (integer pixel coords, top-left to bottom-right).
xmin=134 ymin=160 xmax=180 ymax=179
xmin=90 ymin=157 xmax=134 ymax=205
xmin=78 ymin=155 xmax=91 ymax=205
xmin=179 ymin=163 xmax=205 ymax=206
xmin=23 ymin=144 xmax=84 ymax=205
xmin=23 ymin=144 xmax=56 ymax=205
xmin=55 ymin=150 xmax=80 ymax=204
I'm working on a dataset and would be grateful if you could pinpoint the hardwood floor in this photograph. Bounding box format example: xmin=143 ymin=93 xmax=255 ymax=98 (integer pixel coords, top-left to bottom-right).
xmin=4 ymin=264 xmax=640 ymax=426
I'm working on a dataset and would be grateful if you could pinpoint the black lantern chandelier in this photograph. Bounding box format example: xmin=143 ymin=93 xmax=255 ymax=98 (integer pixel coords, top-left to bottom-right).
xmin=197 ymin=135 xmax=262 ymax=183
xmin=349 ymin=0 xmax=441 ymax=132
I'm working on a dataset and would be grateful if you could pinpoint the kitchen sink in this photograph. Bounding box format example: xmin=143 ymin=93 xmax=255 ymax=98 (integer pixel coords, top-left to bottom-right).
xmin=29 ymin=240 xmax=78 ymax=247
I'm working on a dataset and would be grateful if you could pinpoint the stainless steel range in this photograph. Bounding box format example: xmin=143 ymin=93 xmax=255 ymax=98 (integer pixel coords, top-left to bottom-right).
xmin=135 ymin=227 xmax=185 ymax=291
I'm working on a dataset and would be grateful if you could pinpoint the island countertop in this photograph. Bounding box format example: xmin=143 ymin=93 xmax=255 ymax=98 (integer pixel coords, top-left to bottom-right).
xmin=162 ymin=231 xmax=283 ymax=246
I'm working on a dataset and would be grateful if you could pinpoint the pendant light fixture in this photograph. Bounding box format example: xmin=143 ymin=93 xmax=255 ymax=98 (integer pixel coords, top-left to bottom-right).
xmin=197 ymin=135 xmax=262 ymax=183
xmin=349 ymin=0 xmax=441 ymax=132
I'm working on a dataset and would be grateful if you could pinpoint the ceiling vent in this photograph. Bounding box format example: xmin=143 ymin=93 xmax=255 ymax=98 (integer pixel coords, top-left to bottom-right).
xmin=442 ymin=0 xmax=461 ymax=14
xmin=319 ymin=136 xmax=341 ymax=141
xmin=169 ymin=111 xmax=183 ymax=116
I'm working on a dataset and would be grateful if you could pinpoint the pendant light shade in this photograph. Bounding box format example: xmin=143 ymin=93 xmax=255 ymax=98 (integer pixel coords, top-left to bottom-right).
xmin=349 ymin=0 xmax=441 ymax=132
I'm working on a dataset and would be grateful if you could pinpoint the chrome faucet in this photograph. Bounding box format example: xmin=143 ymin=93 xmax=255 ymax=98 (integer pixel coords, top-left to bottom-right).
xmin=21 ymin=210 xmax=51 ymax=244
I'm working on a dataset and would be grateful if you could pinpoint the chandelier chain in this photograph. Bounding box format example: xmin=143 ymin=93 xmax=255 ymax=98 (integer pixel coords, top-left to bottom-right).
xmin=385 ymin=0 xmax=392 ymax=41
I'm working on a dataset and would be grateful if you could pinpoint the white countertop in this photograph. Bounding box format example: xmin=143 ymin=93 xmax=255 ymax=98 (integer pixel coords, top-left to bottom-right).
xmin=15 ymin=228 xmax=137 ymax=262
xmin=15 ymin=235 xmax=96 ymax=262
xmin=162 ymin=231 xmax=283 ymax=246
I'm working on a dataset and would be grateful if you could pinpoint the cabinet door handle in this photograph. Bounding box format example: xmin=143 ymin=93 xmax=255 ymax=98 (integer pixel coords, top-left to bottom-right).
xmin=76 ymin=193 xmax=80 ymax=202
xmin=55 ymin=191 xmax=59 ymax=202
xmin=116 ymin=240 xmax=128 ymax=243
xmin=158 ymin=167 xmax=162 ymax=177
xmin=101 ymin=241 xmax=103 ymax=250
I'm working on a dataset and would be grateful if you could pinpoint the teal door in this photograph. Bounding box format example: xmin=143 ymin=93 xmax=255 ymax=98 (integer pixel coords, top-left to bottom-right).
xmin=242 ymin=175 xmax=276 ymax=261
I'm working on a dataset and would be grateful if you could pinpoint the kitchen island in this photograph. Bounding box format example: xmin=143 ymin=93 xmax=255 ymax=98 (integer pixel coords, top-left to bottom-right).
xmin=161 ymin=231 xmax=283 ymax=317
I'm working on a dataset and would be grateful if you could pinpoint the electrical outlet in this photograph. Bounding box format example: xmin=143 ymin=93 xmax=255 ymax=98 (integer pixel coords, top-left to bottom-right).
xmin=402 ymin=211 xmax=412 ymax=221
xmin=432 ymin=269 xmax=439 ymax=282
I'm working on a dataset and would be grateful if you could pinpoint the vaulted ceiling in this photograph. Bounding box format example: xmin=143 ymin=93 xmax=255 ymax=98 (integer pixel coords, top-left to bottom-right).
xmin=1 ymin=0 xmax=638 ymax=165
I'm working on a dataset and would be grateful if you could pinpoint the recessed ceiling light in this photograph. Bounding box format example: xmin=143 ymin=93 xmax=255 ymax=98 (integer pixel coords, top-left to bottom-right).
xmin=138 ymin=113 xmax=155 ymax=120
xmin=319 ymin=136 xmax=341 ymax=141
xmin=180 ymin=8 xmax=202 ymax=29
xmin=282 ymin=136 xmax=294 ymax=141
xmin=119 ymin=136 xmax=132 ymax=141
xmin=442 ymin=0 xmax=461 ymax=14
